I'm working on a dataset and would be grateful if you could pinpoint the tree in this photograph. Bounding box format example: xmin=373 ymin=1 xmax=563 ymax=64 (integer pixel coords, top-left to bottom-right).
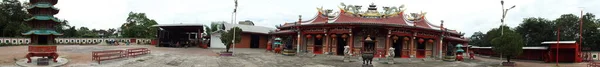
xmin=490 ymin=26 xmax=524 ymax=63
xmin=469 ymin=32 xmax=487 ymax=46
xmin=0 ymin=0 xmax=30 ymax=37
xmin=484 ymin=25 xmax=510 ymax=47
xmin=220 ymin=27 xmax=242 ymax=52
xmin=205 ymin=21 xmax=225 ymax=36
xmin=515 ymin=17 xmax=555 ymax=46
xmin=554 ymin=14 xmax=580 ymax=41
xmin=120 ymin=12 xmax=158 ymax=38
xmin=580 ymin=13 xmax=600 ymax=51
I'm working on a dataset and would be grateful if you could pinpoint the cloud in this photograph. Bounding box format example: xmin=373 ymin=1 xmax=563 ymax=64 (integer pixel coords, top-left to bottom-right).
xmin=32 ymin=0 xmax=600 ymax=37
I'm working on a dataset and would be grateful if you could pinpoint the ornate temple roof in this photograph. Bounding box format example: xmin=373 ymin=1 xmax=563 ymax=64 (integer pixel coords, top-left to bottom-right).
xmin=22 ymin=30 xmax=63 ymax=35
xmin=276 ymin=3 xmax=461 ymax=35
xmin=24 ymin=15 xmax=61 ymax=22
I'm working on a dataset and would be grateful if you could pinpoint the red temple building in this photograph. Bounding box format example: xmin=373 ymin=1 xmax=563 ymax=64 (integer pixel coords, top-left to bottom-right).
xmin=270 ymin=3 xmax=468 ymax=58
xmin=23 ymin=0 xmax=63 ymax=45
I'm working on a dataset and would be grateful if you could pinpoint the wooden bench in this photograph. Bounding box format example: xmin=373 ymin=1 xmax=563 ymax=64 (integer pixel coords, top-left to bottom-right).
xmin=126 ymin=48 xmax=150 ymax=57
xmin=26 ymin=46 xmax=59 ymax=63
xmin=92 ymin=50 xmax=125 ymax=64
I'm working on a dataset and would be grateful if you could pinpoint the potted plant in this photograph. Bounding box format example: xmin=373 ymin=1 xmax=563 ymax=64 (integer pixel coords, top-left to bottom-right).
xmin=219 ymin=27 xmax=242 ymax=56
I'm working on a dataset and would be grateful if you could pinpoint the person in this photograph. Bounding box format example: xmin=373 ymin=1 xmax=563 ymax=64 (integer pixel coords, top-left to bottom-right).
xmin=469 ymin=50 xmax=475 ymax=59
xmin=266 ymin=40 xmax=272 ymax=52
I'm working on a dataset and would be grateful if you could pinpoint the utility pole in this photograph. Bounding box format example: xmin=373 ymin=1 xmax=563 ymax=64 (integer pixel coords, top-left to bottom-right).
xmin=231 ymin=0 xmax=238 ymax=56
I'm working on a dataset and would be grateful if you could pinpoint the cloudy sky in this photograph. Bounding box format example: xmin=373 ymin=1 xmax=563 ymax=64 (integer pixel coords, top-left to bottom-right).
xmin=26 ymin=0 xmax=600 ymax=36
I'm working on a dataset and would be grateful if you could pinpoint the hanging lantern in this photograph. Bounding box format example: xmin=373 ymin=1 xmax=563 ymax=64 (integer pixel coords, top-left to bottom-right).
xmin=418 ymin=38 xmax=424 ymax=43
xmin=403 ymin=37 xmax=409 ymax=41
xmin=393 ymin=36 xmax=399 ymax=43
xmin=306 ymin=35 xmax=312 ymax=38
xmin=316 ymin=35 xmax=322 ymax=39
xmin=331 ymin=34 xmax=337 ymax=38
xmin=341 ymin=34 xmax=348 ymax=41
xmin=428 ymin=39 xmax=434 ymax=43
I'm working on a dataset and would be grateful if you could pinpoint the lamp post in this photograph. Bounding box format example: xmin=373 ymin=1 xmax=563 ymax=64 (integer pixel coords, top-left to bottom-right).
xmin=500 ymin=0 xmax=516 ymax=36
xmin=231 ymin=0 xmax=238 ymax=56
xmin=499 ymin=0 xmax=515 ymax=61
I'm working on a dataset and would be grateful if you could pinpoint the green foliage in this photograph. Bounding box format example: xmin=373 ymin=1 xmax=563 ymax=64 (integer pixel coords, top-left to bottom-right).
xmin=554 ymin=14 xmax=580 ymax=41
xmin=204 ymin=21 xmax=225 ymax=36
xmin=0 ymin=0 xmax=30 ymax=37
xmin=469 ymin=32 xmax=487 ymax=46
xmin=220 ymin=27 xmax=242 ymax=52
xmin=515 ymin=17 xmax=555 ymax=46
xmin=484 ymin=25 xmax=511 ymax=47
xmin=490 ymin=26 xmax=524 ymax=62
xmin=120 ymin=12 xmax=158 ymax=38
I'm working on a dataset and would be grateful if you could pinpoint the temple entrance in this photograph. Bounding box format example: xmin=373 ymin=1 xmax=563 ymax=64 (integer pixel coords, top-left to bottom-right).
xmin=38 ymin=36 xmax=48 ymax=45
xmin=417 ymin=39 xmax=426 ymax=58
xmin=336 ymin=35 xmax=347 ymax=55
xmin=250 ymin=34 xmax=259 ymax=48
xmin=313 ymin=38 xmax=323 ymax=54
xmin=392 ymin=39 xmax=403 ymax=58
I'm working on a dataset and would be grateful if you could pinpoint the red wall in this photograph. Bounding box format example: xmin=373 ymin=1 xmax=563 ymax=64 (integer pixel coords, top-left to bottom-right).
xmin=233 ymin=33 xmax=269 ymax=48
xmin=234 ymin=33 xmax=251 ymax=48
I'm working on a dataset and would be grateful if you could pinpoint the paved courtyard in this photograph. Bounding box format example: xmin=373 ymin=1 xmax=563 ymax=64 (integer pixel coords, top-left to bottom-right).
xmin=0 ymin=45 xmax=588 ymax=67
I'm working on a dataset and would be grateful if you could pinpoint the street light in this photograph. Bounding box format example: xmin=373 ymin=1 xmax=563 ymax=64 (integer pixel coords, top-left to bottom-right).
xmin=500 ymin=0 xmax=516 ymax=36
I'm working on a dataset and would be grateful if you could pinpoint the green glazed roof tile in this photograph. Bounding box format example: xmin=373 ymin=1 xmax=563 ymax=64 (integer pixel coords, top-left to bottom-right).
xmin=24 ymin=15 xmax=61 ymax=22
xmin=27 ymin=3 xmax=59 ymax=10
xmin=22 ymin=30 xmax=63 ymax=35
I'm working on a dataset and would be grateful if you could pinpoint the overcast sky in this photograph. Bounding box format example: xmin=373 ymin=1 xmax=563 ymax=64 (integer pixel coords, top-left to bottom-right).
xmin=26 ymin=0 xmax=600 ymax=36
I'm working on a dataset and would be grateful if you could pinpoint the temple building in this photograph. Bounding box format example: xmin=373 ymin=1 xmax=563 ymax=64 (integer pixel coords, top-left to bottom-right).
xmin=270 ymin=3 xmax=468 ymax=58
xmin=23 ymin=0 xmax=63 ymax=45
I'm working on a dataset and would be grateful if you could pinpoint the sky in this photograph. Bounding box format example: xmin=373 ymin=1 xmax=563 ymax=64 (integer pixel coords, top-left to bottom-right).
xmin=23 ymin=0 xmax=600 ymax=36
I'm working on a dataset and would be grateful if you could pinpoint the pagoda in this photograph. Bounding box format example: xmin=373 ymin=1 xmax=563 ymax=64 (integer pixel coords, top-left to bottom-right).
xmin=23 ymin=0 xmax=63 ymax=45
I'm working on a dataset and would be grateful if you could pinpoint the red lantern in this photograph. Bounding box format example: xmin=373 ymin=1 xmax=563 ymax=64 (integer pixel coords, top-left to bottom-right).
xmin=331 ymin=34 xmax=337 ymax=38
xmin=428 ymin=40 xmax=434 ymax=43
xmin=393 ymin=36 xmax=399 ymax=43
xmin=403 ymin=37 xmax=409 ymax=41
xmin=316 ymin=35 xmax=322 ymax=39
xmin=418 ymin=39 xmax=424 ymax=43
xmin=306 ymin=35 xmax=312 ymax=38
xmin=341 ymin=34 xmax=348 ymax=41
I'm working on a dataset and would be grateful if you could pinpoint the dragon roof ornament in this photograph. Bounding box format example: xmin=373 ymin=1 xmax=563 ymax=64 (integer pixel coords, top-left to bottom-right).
xmin=338 ymin=3 xmax=407 ymax=18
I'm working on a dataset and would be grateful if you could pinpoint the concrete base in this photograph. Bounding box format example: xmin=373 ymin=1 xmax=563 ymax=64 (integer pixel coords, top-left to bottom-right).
xmin=16 ymin=57 xmax=68 ymax=67
xmin=343 ymin=60 xmax=350 ymax=62
xmin=387 ymin=61 xmax=395 ymax=64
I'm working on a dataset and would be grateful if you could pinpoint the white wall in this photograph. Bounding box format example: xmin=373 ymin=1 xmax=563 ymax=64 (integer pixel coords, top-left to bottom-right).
xmin=210 ymin=33 xmax=226 ymax=48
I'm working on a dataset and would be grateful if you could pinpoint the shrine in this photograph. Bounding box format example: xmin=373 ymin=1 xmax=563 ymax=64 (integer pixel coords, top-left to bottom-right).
xmin=22 ymin=0 xmax=63 ymax=45
xmin=270 ymin=3 xmax=468 ymax=59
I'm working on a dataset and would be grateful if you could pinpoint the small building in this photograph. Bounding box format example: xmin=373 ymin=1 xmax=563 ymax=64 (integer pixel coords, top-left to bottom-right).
xmin=471 ymin=41 xmax=582 ymax=63
xmin=155 ymin=24 xmax=204 ymax=47
xmin=210 ymin=22 xmax=274 ymax=48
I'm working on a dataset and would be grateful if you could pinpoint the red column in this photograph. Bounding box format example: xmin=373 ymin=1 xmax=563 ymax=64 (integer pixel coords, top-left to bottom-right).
xmin=349 ymin=34 xmax=354 ymax=55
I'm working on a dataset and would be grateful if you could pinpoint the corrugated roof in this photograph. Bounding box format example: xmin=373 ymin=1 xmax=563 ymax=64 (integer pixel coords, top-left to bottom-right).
xmin=541 ymin=41 xmax=577 ymax=44
xmin=222 ymin=22 xmax=274 ymax=34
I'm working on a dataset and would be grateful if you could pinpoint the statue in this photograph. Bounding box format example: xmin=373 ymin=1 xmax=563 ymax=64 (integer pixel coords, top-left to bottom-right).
xmin=385 ymin=47 xmax=395 ymax=64
xmin=343 ymin=45 xmax=352 ymax=62
xmin=386 ymin=47 xmax=395 ymax=58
